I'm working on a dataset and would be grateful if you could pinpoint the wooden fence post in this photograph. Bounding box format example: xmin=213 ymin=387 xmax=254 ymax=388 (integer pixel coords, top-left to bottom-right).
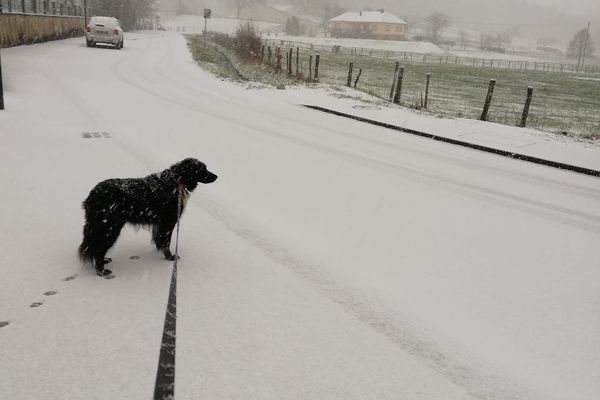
xmin=314 ymin=54 xmax=320 ymax=82
xmin=424 ymin=73 xmax=430 ymax=109
xmin=389 ymin=62 xmax=400 ymax=101
xmin=285 ymin=49 xmax=290 ymax=74
xmin=347 ymin=62 xmax=353 ymax=87
xmin=261 ymin=45 xmax=265 ymax=64
xmin=296 ymin=47 xmax=299 ymax=76
xmin=353 ymin=69 xmax=362 ymax=88
xmin=308 ymin=55 xmax=313 ymax=82
xmin=267 ymin=46 xmax=272 ymax=67
xmin=480 ymin=79 xmax=496 ymax=121
xmin=519 ymin=86 xmax=534 ymax=128
xmin=275 ymin=47 xmax=282 ymax=72
xmin=393 ymin=65 xmax=405 ymax=104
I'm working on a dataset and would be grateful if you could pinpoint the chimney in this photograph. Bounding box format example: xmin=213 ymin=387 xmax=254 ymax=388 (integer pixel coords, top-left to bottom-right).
xmin=379 ymin=9 xmax=385 ymax=14
xmin=359 ymin=11 xmax=362 ymax=16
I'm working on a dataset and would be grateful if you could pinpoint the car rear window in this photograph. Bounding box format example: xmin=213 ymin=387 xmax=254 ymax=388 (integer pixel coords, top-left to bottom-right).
xmin=90 ymin=17 xmax=120 ymax=28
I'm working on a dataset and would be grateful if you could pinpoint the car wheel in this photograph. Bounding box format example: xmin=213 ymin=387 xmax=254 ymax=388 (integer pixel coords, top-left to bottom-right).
xmin=86 ymin=40 xmax=92 ymax=47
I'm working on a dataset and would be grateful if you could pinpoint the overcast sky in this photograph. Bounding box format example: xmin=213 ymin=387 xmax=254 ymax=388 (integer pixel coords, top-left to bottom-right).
xmin=534 ymin=0 xmax=597 ymax=13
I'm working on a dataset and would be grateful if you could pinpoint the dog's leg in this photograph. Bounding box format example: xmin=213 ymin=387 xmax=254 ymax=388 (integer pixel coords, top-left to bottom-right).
xmin=91 ymin=219 xmax=125 ymax=277
xmin=152 ymin=222 xmax=178 ymax=261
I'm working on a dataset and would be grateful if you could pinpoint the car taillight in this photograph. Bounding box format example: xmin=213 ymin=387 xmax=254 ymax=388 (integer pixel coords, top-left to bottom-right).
xmin=114 ymin=29 xmax=119 ymax=35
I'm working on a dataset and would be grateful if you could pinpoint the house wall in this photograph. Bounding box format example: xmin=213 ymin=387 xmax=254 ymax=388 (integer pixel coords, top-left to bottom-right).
xmin=0 ymin=13 xmax=84 ymax=47
xmin=330 ymin=21 xmax=407 ymax=41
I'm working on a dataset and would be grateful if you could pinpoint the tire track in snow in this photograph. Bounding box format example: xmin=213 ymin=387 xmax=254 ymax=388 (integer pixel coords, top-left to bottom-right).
xmin=195 ymin=197 xmax=551 ymax=400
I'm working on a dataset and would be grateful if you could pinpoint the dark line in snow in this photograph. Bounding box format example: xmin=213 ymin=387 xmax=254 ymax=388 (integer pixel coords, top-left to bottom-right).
xmin=154 ymin=261 xmax=177 ymax=400
xmin=302 ymin=105 xmax=600 ymax=178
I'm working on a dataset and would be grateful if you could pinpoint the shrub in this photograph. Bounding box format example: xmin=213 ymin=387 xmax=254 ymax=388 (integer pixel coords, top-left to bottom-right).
xmin=285 ymin=17 xmax=305 ymax=36
xmin=234 ymin=22 xmax=262 ymax=61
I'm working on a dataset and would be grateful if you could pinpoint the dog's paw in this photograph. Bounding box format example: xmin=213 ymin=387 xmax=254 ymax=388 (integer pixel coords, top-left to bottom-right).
xmin=163 ymin=250 xmax=180 ymax=261
xmin=96 ymin=268 xmax=114 ymax=279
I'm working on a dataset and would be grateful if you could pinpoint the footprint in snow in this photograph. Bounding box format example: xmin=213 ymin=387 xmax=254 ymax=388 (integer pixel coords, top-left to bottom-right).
xmin=63 ymin=273 xmax=78 ymax=282
xmin=0 ymin=321 xmax=10 ymax=328
xmin=130 ymin=255 xmax=140 ymax=260
xmin=44 ymin=290 xmax=58 ymax=296
xmin=30 ymin=302 xmax=44 ymax=308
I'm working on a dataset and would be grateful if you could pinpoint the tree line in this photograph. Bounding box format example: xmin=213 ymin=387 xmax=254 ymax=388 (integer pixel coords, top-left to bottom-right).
xmin=95 ymin=0 xmax=153 ymax=30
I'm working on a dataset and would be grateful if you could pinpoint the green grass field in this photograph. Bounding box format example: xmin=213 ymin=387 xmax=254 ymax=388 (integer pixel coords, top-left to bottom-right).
xmin=314 ymin=51 xmax=600 ymax=139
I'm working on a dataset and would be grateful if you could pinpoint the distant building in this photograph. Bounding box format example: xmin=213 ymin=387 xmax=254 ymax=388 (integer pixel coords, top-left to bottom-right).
xmin=329 ymin=9 xmax=408 ymax=41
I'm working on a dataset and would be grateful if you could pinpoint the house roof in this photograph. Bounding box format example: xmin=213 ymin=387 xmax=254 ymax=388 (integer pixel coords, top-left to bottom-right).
xmin=330 ymin=10 xmax=408 ymax=25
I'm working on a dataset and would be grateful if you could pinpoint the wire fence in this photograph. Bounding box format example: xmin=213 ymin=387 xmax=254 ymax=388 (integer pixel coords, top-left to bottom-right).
xmin=270 ymin=38 xmax=600 ymax=75
xmin=263 ymin=38 xmax=600 ymax=138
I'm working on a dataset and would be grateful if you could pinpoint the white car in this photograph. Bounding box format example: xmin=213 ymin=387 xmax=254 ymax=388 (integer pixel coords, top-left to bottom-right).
xmin=85 ymin=16 xmax=124 ymax=49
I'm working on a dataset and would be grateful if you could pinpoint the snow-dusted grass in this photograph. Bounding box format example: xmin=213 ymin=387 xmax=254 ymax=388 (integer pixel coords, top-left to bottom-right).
xmin=277 ymin=48 xmax=600 ymax=138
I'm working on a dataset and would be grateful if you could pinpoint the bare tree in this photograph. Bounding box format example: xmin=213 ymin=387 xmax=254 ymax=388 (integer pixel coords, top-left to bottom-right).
xmin=478 ymin=32 xmax=510 ymax=52
xmin=567 ymin=27 xmax=594 ymax=59
xmin=424 ymin=11 xmax=450 ymax=44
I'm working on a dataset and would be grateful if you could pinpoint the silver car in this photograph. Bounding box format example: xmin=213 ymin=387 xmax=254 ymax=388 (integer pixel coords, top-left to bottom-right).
xmin=85 ymin=16 xmax=124 ymax=49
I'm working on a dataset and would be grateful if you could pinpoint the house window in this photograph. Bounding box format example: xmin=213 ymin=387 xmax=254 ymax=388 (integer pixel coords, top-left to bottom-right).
xmin=385 ymin=25 xmax=391 ymax=32
xmin=396 ymin=26 xmax=403 ymax=32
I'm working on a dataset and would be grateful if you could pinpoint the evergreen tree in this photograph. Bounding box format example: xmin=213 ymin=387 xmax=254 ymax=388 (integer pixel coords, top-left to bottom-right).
xmin=285 ymin=17 xmax=304 ymax=36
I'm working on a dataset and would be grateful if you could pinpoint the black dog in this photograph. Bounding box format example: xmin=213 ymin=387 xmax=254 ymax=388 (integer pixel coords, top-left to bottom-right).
xmin=78 ymin=158 xmax=217 ymax=277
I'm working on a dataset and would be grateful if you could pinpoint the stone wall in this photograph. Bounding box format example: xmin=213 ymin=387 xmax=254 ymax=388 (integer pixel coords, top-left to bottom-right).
xmin=0 ymin=14 xmax=84 ymax=48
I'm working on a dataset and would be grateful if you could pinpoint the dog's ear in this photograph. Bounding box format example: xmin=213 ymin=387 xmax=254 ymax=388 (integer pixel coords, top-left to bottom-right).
xmin=170 ymin=158 xmax=212 ymax=191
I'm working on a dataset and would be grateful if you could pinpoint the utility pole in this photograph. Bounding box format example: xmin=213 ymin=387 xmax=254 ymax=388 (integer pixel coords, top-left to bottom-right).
xmin=580 ymin=21 xmax=591 ymax=72
xmin=83 ymin=0 xmax=87 ymax=27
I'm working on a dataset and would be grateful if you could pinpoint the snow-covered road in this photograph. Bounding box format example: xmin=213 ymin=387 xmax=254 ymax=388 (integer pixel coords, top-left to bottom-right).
xmin=1 ymin=32 xmax=599 ymax=400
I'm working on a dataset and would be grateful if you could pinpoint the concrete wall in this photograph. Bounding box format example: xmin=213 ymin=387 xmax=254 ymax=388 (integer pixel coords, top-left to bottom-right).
xmin=0 ymin=13 xmax=84 ymax=48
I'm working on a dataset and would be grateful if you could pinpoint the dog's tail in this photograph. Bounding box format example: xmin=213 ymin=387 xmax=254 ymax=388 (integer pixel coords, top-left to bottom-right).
xmin=78 ymin=242 xmax=94 ymax=265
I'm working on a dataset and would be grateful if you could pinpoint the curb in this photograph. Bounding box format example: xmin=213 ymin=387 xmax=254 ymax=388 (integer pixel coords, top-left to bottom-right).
xmin=302 ymin=105 xmax=600 ymax=178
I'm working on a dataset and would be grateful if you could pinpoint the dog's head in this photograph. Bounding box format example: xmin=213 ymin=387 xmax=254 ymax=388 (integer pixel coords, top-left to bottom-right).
xmin=171 ymin=158 xmax=218 ymax=191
